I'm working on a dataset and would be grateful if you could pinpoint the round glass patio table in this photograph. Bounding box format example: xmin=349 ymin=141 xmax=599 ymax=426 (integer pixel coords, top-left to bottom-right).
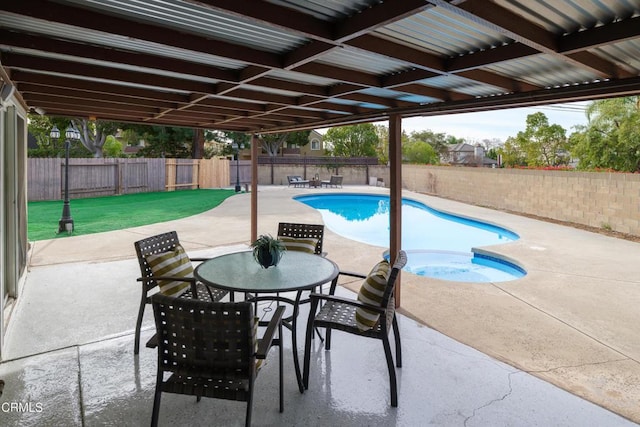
xmin=194 ymin=250 xmax=339 ymax=392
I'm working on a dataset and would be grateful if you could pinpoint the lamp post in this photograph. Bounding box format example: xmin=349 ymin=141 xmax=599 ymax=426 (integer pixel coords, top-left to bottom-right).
xmin=232 ymin=141 xmax=245 ymax=192
xmin=50 ymin=125 xmax=81 ymax=233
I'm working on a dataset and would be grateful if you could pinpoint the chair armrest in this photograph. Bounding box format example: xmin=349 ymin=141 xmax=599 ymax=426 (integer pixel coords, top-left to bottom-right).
xmin=256 ymin=306 xmax=285 ymax=359
xmin=308 ymin=293 xmax=386 ymax=315
xmin=326 ymin=270 xmax=365 ymax=295
xmin=338 ymin=270 xmax=366 ymax=279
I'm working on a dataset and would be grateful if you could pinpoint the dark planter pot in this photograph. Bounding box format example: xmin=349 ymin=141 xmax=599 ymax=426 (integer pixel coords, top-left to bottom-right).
xmin=255 ymin=248 xmax=282 ymax=269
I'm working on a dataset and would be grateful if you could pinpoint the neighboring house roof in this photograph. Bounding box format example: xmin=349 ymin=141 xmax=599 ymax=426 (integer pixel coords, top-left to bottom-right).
xmin=447 ymin=143 xmax=476 ymax=153
xmin=124 ymin=145 xmax=141 ymax=154
xmin=443 ymin=143 xmax=496 ymax=167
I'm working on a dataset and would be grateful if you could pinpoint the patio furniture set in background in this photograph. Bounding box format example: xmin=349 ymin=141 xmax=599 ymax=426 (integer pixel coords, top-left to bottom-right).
xmin=287 ymin=175 xmax=343 ymax=188
xmin=134 ymin=226 xmax=406 ymax=426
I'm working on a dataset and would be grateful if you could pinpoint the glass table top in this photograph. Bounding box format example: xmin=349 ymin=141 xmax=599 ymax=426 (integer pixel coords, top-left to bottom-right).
xmin=194 ymin=250 xmax=339 ymax=293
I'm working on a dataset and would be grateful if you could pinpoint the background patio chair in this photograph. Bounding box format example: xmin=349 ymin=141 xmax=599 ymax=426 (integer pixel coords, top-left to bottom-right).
xmin=133 ymin=231 xmax=228 ymax=354
xmin=302 ymin=250 xmax=407 ymax=407
xmin=287 ymin=175 xmax=309 ymax=188
xmin=321 ymin=175 xmax=343 ymax=188
xmin=150 ymin=295 xmax=284 ymax=427
xmin=276 ymin=222 xmax=327 ymax=339
xmin=277 ymin=222 xmax=325 ymax=256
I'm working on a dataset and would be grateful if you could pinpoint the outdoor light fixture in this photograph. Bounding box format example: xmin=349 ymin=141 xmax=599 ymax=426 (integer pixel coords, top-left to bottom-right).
xmin=232 ymin=141 xmax=245 ymax=193
xmin=50 ymin=124 xmax=81 ymax=233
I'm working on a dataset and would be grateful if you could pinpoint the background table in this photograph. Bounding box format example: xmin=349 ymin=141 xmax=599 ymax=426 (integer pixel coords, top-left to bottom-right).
xmin=194 ymin=250 xmax=339 ymax=392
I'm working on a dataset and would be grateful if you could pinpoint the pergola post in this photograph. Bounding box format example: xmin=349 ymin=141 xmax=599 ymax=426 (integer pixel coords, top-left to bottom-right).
xmin=389 ymin=114 xmax=402 ymax=307
xmin=251 ymin=134 xmax=259 ymax=243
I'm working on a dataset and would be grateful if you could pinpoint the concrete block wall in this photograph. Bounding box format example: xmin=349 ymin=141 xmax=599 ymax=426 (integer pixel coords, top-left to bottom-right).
xmin=258 ymin=164 xmax=390 ymax=187
xmin=403 ymin=165 xmax=640 ymax=236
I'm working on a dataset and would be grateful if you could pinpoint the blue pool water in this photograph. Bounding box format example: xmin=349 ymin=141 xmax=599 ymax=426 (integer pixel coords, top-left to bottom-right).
xmin=294 ymin=194 xmax=525 ymax=282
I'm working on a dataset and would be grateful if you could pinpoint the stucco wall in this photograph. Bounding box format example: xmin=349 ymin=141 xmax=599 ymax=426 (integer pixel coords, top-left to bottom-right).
xmin=403 ymin=165 xmax=640 ymax=236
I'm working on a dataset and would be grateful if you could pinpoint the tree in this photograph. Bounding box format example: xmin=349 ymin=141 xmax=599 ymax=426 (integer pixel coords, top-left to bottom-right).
xmin=374 ymin=124 xmax=389 ymax=164
xmin=71 ymin=119 xmax=120 ymax=158
xmin=27 ymin=114 xmax=91 ymax=158
xmin=407 ymin=130 xmax=452 ymax=157
xmin=324 ymin=124 xmax=379 ymax=157
xmin=402 ymin=140 xmax=439 ymax=164
xmin=498 ymin=137 xmax=526 ymax=167
xmin=205 ymin=130 xmax=251 ymax=157
xmin=570 ymin=96 xmax=640 ymax=172
xmin=507 ymin=112 xmax=568 ymax=166
xmin=259 ymin=131 xmax=310 ymax=157
xmin=103 ymin=135 xmax=124 ymax=157
xmin=119 ymin=124 xmax=195 ymax=158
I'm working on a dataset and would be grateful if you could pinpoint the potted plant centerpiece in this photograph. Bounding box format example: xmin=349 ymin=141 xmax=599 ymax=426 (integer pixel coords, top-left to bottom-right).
xmin=251 ymin=234 xmax=286 ymax=268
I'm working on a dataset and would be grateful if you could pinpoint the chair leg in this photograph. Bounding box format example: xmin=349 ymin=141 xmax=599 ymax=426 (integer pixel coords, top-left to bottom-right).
xmin=325 ymin=328 xmax=332 ymax=350
xmin=279 ymin=320 xmax=284 ymax=412
xmin=246 ymin=378 xmax=255 ymax=427
xmin=303 ymin=300 xmax=318 ymax=390
xmin=392 ymin=314 xmax=402 ymax=368
xmin=134 ymin=291 xmax=147 ymax=355
xmin=382 ymin=334 xmax=398 ymax=407
xmin=150 ymin=385 xmax=162 ymax=427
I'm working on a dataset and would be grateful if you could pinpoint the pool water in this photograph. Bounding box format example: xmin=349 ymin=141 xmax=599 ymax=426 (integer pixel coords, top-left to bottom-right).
xmin=399 ymin=250 xmax=526 ymax=282
xmin=294 ymin=194 xmax=525 ymax=282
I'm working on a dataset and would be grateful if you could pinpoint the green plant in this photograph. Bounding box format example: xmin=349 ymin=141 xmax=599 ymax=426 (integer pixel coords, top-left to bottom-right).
xmin=250 ymin=234 xmax=286 ymax=268
xmin=601 ymin=223 xmax=612 ymax=231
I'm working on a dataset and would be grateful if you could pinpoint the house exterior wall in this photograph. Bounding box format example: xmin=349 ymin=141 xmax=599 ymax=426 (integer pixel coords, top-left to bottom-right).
xmin=403 ymin=165 xmax=640 ymax=236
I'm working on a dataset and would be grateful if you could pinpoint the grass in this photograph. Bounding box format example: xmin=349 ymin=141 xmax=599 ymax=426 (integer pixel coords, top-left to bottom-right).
xmin=28 ymin=189 xmax=236 ymax=241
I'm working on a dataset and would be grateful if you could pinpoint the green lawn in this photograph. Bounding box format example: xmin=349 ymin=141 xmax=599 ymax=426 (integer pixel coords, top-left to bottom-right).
xmin=28 ymin=189 xmax=236 ymax=241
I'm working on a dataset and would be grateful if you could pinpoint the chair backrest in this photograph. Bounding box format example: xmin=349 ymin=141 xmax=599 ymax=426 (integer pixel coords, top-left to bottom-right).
xmin=380 ymin=250 xmax=407 ymax=311
xmin=152 ymin=294 xmax=255 ymax=380
xmin=277 ymin=222 xmax=324 ymax=255
xmin=330 ymin=175 xmax=343 ymax=186
xmin=134 ymin=231 xmax=180 ymax=291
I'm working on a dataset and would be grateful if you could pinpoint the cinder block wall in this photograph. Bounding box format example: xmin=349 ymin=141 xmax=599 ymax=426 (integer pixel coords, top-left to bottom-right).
xmin=257 ymin=164 xmax=390 ymax=187
xmin=403 ymin=165 xmax=640 ymax=236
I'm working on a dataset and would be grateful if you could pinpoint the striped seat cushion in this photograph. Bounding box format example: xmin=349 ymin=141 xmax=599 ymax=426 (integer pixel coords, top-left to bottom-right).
xmin=279 ymin=236 xmax=319 ymax=254
xmin=145 ymin=244 xmax=193 ymax=297
xmin=355 ymin=260 xmax=391 ymax=331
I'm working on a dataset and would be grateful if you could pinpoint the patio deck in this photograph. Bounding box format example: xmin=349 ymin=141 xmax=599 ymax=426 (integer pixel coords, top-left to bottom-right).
xmin=1 ymin=186 xmax=639 ymax=426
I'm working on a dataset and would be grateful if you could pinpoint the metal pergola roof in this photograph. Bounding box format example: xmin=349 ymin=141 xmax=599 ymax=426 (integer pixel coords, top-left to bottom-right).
xmin=2 ymin=0 xmax=640 ymax=133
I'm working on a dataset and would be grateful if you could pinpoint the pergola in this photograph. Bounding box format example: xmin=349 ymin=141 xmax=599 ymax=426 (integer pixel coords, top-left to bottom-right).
xmin=2 ymin=0 xmax=640 ymax=303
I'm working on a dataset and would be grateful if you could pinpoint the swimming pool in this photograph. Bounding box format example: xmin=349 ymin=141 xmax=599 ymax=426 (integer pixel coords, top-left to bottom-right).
xmin=294 ymin=193 xmax=525 ymax=282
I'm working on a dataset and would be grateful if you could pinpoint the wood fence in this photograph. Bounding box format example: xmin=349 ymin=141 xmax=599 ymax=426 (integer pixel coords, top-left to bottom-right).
xmin=28 ymin=156 xmax=372 ymax=201
xmin=28 ymin=157 xmax=231 ymax=201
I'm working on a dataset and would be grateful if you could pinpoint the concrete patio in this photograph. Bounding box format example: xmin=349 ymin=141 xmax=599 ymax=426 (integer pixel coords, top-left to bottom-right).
xmin=1 ymin=185 xmax=639 ymax=426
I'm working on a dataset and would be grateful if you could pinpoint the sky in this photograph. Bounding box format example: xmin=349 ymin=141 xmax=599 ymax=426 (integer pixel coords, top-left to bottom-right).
xmin=397 ymin=101 xmax=590 ymax=144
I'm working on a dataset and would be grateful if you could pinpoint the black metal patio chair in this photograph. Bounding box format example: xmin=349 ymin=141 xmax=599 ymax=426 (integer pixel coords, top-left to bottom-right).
xmin=133 ymin=231 xmax=228 ymax=354
xmin=321 ymin=175 xmax=343 ymax=188
xmin=150 ymin=295 xmax=285 ymax=427
xmin=277 ymin=222 xmax=325 ymax=256
xmin=302 ymin=250 xmax=407 ymax=407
